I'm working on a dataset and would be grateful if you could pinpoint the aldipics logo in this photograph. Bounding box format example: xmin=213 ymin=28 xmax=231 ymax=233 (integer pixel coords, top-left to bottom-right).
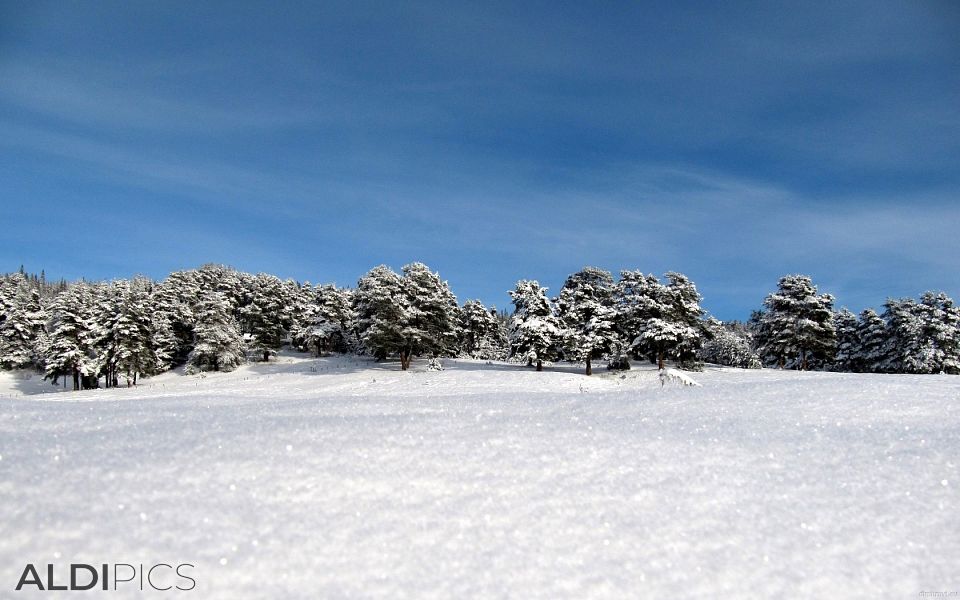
xmin=15 ymin=563 xmax=195 ymax=592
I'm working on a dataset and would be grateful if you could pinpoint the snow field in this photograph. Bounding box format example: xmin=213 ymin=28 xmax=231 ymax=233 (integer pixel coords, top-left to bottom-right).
xmin=1 ymin=354 xmax=958 ymax=598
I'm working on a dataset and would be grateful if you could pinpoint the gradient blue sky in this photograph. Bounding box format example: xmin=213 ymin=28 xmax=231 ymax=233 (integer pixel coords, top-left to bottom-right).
xmin=1 ymin=1 xmax=958 ymax=319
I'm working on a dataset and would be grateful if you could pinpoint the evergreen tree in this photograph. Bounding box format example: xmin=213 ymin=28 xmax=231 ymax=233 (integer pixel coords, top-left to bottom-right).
xmin=881 ymin=298 xmax=927 ymax=373
xmin=615 ymin=271 xmax=705 ymax=370
xmin=353 ymin=263 xmax=459 ymax=369
xmin=150 ymin=306 xmax=178 ymax=373
xmin=663 ymin=272 xmax=707 ymax=370
xmin=187 ymin=290 xmax=245 ymax=373
xmin=755 ymin=275 xmax=836 ymax=370
xmin=78 ymin=282 xmax=113 ymax=388
xmin=918 ymin=292 xmax=960 ymax=374
xmin=110 ymin=277 xmax=156 ymax=385
xmin=289 ymin=282 xmax=319 ymax=352
xmin=832 ymin=308 xmax=860 ymax=372
xmin=317 ymin=285 xmax=357 ymax=353
xmin=401 ymin=262 xmax=462 ymax=361
xmin=556 ymin=267 xmax=618 ymax=375
xmin=151 ymin=270 xmax=201 ymax=365
xmin=294 ymin=284 xmax=357 ymax=356
xmin=242 ymin=273 xmax=290 ymax=362
xmin=881 ymin=293 xmax=960 ymax=374
xmin=42 ymin=284 xmax=95 ymax=390
xmin=460 ymin=300 xmax=509 ymax=360
xmin=0 ymin=273 xmax=46 ymax=369
xmin=508 ymin=280 xmax=563 ymax=371
xmin=354 ymin=265 xmax=407 ymax=364
xmin=855 ymin=308 xmax=887 ymax=373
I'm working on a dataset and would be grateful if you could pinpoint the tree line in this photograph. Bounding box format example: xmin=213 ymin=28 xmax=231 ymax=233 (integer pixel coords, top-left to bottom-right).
xmin=749 ymin=275 xmax=960 ymax=374
xmin=0 ymin=265 xmax=957 ymax=391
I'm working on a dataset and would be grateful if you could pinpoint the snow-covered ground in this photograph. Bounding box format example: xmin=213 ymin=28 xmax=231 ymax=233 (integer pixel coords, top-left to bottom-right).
xmin=1 ymin=354 xmax=958 ymax=598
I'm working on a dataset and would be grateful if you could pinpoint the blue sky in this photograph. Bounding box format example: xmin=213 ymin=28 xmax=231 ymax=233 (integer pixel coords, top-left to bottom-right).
xmin=1 ymin=1 xmax=958 ymax=319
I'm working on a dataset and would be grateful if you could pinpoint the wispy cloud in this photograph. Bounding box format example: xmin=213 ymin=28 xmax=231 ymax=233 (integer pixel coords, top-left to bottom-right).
xmin=0 ymin=1 xmax=957 ymax=318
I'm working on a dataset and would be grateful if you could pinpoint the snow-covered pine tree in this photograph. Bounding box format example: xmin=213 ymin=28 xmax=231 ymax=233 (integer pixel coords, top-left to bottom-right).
xmin=400 ymin=262 xmax=462 ymax=365
xmin=508 ymin=280 xmax=563 ymax=371
xmin=241 ymin=273 xmax=290 ymax=362
xmin=556 ymin=267 xmax=618 ymax=375
xmin=615 ymin=271 xmax=705 ymax=370
xmin=288 ymin=282 xmax=318 ymax=352
xmin=110 ymin=277 xmax=156 ymax=385
xmin=663 ymin=272 xmax=707 ymax=370
xmin=149 ymin=306 xmax=178 ymax=373
xmin=80 ymin=281 xmax=117 ymax=387
xmin=318 ymin=285 xmax=357 ymax=353
xmin=459 ymin=300 xmax=509 ymax=360
xmin=0 ymin=273 xmax=46 ymax=370
xmin=353 ymin=263 xmax=460 ymax=370
xmin=186 ymin=290 xmax=245 ymax=373
xmin=880 ymin=298 xmax=927 ymax=373
xmin=755 ymin=275 xmax=836 ymax=370
xmin=294 ymin=284 xmax=357 ymax=356
xmin=42 ymin=283 xmax=95 ymax=390
xmin=832 ymin=308 xmax=860 ymax=372
xmin=150 ymin=270 xmax=201 ymax=365
xmin=354 ymin=265 xmax=407 ymax=364
xmin=615 ymin=271 xmax=660 ymax=368
xmin=918 ymin=292 xmax=960 ymax=374
xmin=855 ymin=308 xmax=887 ymax=373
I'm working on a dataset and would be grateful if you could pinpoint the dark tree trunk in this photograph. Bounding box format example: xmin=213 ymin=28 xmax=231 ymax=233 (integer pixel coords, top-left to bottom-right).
xmin=536 ymin=359 xmax=543 ymax=372
xmin=657 ymin=351 xmax=664 ymax=371
xmin=72 ymin=369 xmax=80 ymax=391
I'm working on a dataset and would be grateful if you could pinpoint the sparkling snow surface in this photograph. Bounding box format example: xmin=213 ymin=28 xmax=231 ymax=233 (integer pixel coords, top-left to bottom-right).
xmin=1 ymin=355 xmax=958 ymax=598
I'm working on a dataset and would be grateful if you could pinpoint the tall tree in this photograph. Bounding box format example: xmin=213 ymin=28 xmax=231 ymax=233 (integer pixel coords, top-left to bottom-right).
xmin=110 ymin=277 xmax=156 ymax=385
xmin=881 ymin=292 xmax=960 ymax=374
xmin=615 ymin=271 xmax=705 ymax=370
xmin=242 ymin=273 xmax=290 ymax=362
xmin=401 ymin=262 xmax=462 ymax=363
xmin=187 ymin=290 xmax=246 ymax=373
xmin=508 ymin=280 xmax=563 ymax=371
xmin=855 ymin=308 xmax=887 ymax=373
xmin=755 ymin=275 xmax=836 ymax=370
xmin=832 ymin=308 xmax=860 ymax=372
xmin=353 ymin=263 xmax=459 ymax=370
xmin=918 ymin=292 xmax=960 ymax=374
xmin=0 ymin=273 xmax=46 ymax=369
xmin=881 ymin=298 xmax=927 ymax=373
xmin=556 ymin=267 xmax=618 ymax=375
xmin=354 ymin=265 xmax=407 ymax=364
xmin=42 ymin=284 xmax=95 ymax=390
xmin=460 ymin=300 xmax=509 ymax=360
xmin=293 ymin=284 xmax=357 ymax=356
